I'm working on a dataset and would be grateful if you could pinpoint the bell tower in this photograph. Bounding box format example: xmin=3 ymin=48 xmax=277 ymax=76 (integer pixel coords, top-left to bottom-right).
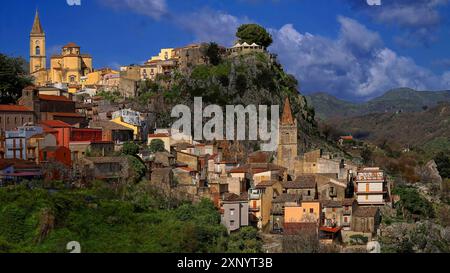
xmin=277 ymin=97 xmax=298 ymax=175
xmin=30 ymin=10 xmax=46 ymax=75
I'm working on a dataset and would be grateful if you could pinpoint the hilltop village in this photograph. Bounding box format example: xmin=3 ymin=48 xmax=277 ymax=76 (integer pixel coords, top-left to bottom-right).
xmin=0 ymin=11 xmax=399 ymax=252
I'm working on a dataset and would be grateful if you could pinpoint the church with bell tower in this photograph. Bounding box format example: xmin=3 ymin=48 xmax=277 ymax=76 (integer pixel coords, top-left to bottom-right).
xmin=29 ymin=10 xmax=48 ymax=86
xmin=28 ymin=10 xmax=94 ymax=87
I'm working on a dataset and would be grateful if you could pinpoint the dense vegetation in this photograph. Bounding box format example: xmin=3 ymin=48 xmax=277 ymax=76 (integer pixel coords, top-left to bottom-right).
xmin=0 ymin=54 xmax=32 ymax=104
xmin=0 ymin=183 xmax=262 ymax=253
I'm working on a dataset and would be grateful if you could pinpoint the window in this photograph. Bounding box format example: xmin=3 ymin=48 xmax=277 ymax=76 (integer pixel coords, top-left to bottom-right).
xmin=230 ymin=209 xmax=235 ymax=216
xmin=310 ymin=208 xmax=314 ymax=213
xmin=69 ymin=75 xmax=76 ymax=83
xmin=366 ymin=183 xmax=370 ymax=192
xmin=344 ymin=217 xmax=348 ymax=223
xmin=230 ymin=220 xmax=235 ymax=227
xmin=365 ymin=195 xmax=369 ymax=201
xmin=43 ymin=151 xmax=47 ymax=161
xmin=35 ymin=46 xmax=41 ymax=56
xmin=307 ymin=190 xmax=311 ymax=196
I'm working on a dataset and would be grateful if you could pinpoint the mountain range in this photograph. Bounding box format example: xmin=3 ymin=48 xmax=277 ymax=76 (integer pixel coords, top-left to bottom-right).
xmin=306 ymin=88 xmax=450 ymax=120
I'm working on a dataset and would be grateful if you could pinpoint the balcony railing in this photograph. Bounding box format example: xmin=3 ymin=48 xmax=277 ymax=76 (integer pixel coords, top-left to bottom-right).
xmin=343 ymin=210 xmax=351 ymax=215
xmin=249 ymin=206 xmax=260 ymax=212
xmin=249 ymin=193 xmax=261 ymax=200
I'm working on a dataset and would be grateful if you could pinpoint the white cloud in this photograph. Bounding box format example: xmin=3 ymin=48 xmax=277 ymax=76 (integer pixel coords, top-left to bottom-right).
xmin=347 ymin=0 xmax=450 ymax=46
xmin=176 ymin=9 xmax=251 ymax=46
xmin=98 ymin=0 xmax=167 ymax=20
xmin=270 ymin=16 xmax=450 ymax=100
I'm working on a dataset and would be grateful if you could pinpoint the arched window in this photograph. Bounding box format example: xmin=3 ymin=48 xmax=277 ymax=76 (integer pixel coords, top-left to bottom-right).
xmin=35 ymin=46 xmax=41 ymax=56
xmin=69 ymin=75 xmax=76 ymax=83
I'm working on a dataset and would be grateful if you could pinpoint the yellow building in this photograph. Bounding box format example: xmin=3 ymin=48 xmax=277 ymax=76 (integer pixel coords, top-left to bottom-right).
xmin=29 ymin=10 xmax=93 ymax=87
xmin=149 ymin=48 xmax=174 ymax=62
xmin=111 ymin=117 xmax=140 ymax=139
xmin=82 ymin=68 xmax=119 ymax=87
xmin=49 ymin=42 xmax=93 ymax=85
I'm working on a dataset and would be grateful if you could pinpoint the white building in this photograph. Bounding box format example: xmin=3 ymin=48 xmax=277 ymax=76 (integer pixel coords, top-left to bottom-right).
xmin=355 ymin=167 xmax=387 ymax=206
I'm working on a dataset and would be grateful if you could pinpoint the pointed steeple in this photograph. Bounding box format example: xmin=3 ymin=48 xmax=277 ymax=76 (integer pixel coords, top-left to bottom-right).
xmin=281 ymin=97 xmax=295 ymax=125
xmin=31 ymin=10 xmax=44 ymax=35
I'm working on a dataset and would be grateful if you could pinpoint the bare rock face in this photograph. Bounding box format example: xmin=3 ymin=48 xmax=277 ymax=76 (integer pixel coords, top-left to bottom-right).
xmin=417 ymin=160 xmax=443 ymax=185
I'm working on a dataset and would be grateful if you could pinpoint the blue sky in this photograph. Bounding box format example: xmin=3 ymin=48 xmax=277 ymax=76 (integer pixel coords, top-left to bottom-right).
xmin=1 ymin=0 xmax=450 ymax=101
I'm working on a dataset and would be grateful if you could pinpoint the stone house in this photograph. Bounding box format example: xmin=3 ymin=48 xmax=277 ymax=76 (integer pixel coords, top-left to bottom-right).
xmin=283 ymin=175 xmax=317 ymax=201
xmin=81 ymin=156 xmax=129 ymax=183
xmin=321 ymin=200 xmax=344 ymax=228
xmin=270 ymin=193 xmax=302 ymax=232
xmin=221 ymin=193 xmax=249 ymax=233
xmin=249 ymin=180 xmax=284 ymax=230
xmin=351 ymin=207 xmax=381 ymax=234
xmin=0 ymin=105 xmax=36 ymax=133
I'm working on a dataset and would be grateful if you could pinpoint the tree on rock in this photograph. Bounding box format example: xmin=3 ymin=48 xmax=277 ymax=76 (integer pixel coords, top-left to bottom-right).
xmin=236 ymin=24 xmax=273 ymax=48
xmin=149 ymin=139 xmax=166 ymax=153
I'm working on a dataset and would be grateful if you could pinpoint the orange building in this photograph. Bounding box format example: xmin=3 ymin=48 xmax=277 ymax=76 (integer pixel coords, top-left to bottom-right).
xmin=284 ymin=201 xmax=321 ymax=224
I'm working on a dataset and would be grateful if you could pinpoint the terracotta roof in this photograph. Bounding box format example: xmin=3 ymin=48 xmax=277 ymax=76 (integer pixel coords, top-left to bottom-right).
xmin=284 ymin=223 xmax=317 ymax=235
xmin=177 ymin=166 xmax=197 ymax=173
xmin=353 ymin=207 xmax=379 ymax=218
xmin=63 ymin=42 xmax=80 ymax=48
xmin=0 ymin=105 xmax=33 ymax=112
xmin=289 ymin=175 xmax=317 ymax=189
xmin=340 ymin=136 xmax=354 ymax=141
xmin=50 ymin=112 xmax=84 ymax=118
xmin=149 ymin=133 xmax=170 ymax=138
xmin=320 ymin=226 xmax=342 ymax=233
xmin=255 ymin=180 xmax=278 ymax=189
xmin=223 ymin=192 xmax=248 ymax=202
xmin=272 ymin=193 xmax=302 ymax=203
xmin=90 ymin=120 xmax=133 ymax=131
xmin=281 ymin=97 xmax=295 ymax=125
xmin=343 ymin=198 xmax=356 ymax=206
xmin=39 ymin=95 xmax=72 ymax=102
xmin=40 ymin=120 xmax=72 ymax=128
xmin=229 ymin=163 xmax=285 ymax=174
xmin=248 ymin=151 xmax=271 ymax=163
xmin=321 ymin=200 xmax=342 ymax=208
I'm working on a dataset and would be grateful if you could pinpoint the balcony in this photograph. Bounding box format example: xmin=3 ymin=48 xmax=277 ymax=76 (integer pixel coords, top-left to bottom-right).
xmin=249 ymin=193 xmax=261 ymax=200
xmin=343 ymin=210 xmax=351 ymax=216
xmin=249 ymin=206 xmax=260 ymax=212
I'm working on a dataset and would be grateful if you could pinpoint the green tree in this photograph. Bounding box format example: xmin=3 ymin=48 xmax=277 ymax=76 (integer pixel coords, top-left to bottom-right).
xmin=435 ymin=151 xmax=450 ymax=179
xmin=149 ymin=139 xmax=166 ymax=153
xmin=361 ymin=147 xmax=373 ymax=165
xmin=204 ymin=42 xmax=222 ymax=66
xmin=236 ymin=24 xmax=273 ymax=48
xmin=0 ymin=54 xmax=32 ymax=104
xmin=122 ymin=142 xmax=140 ymax=156
xmin=393 ymin=186 xmax=434 ymax=219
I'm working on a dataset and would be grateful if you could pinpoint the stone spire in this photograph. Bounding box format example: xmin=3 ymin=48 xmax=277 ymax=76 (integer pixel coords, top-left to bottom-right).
xmin=31 ymin=10 xmax=44 ymax=35
xmin=281 ymin=97 xmax=295 ymax=125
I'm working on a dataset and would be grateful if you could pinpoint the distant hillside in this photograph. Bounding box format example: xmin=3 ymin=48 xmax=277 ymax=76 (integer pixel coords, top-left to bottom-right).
xmin=307 ymin=88 xmax=450 ymax=120
xmin=329 ymin=102 xmax=450 ymax=152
